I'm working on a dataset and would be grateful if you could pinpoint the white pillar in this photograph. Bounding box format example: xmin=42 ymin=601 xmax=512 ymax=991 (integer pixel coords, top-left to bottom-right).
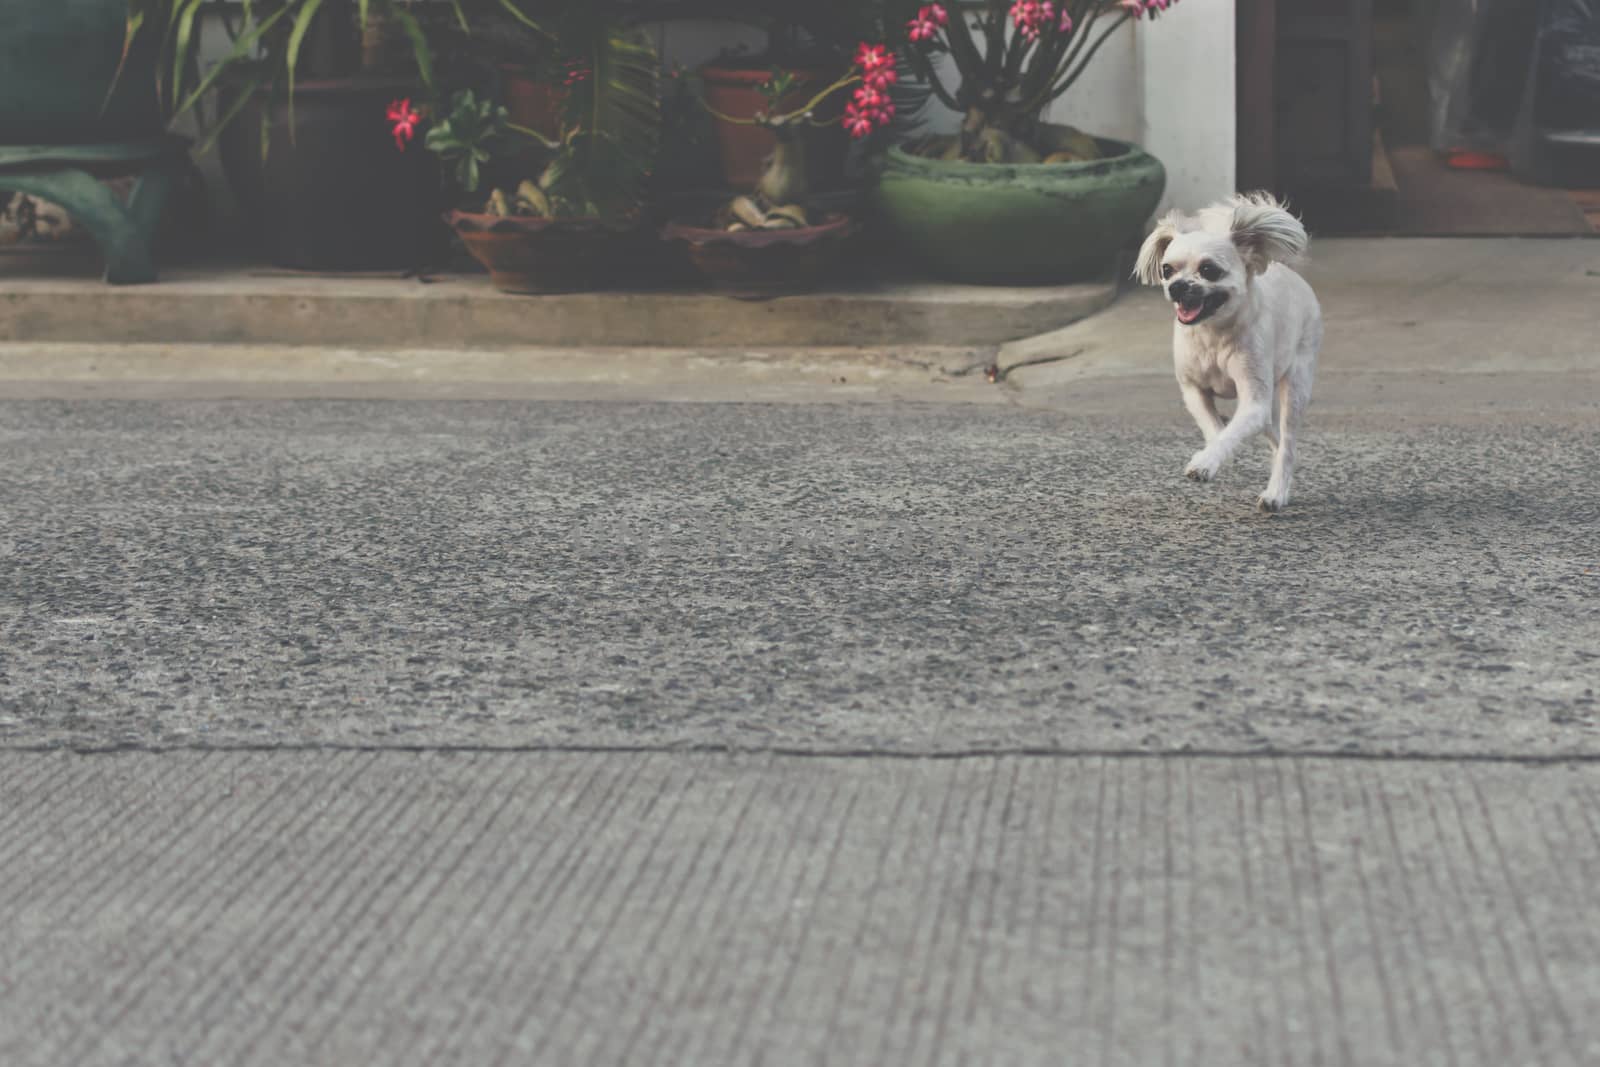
xmin=1137 ymin=0 xmax=1237 ymax=215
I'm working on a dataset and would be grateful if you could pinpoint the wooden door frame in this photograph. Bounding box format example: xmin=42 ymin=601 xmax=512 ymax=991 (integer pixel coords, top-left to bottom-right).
xmin=1236 ymin=0 xmax=1277 ymax=194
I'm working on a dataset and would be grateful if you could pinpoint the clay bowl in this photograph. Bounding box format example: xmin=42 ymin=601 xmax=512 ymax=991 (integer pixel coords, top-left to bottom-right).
xmin=447 ymin=210 xmax=640 ymax=294
xmin=659 ymin=213 xmax=857 ymax=295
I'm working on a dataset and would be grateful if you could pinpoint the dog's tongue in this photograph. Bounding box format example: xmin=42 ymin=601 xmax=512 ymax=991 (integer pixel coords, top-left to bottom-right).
xmin=1175 ymin=303 xmax=1204 ymax=324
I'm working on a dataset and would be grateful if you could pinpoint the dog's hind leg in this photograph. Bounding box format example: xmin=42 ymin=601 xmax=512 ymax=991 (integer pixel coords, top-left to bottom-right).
xmin=1258 ymin=368 xmax=1310 ymax=512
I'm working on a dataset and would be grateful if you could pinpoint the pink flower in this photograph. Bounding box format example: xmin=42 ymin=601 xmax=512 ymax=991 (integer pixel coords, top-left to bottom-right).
xmin=386 ymin=98 xmax=420 ymax=151
xmin=844 ymin=104 xmax=877 ymax=139
xmin=843 ymin=94 xmax=895 ymax=140
xmin=1010 ymin=0 xmax=1059 ymax=42
xmin=843 ymin=45 xmax=899 ymax=142
xmin=906 ymin=4 xmax=949 ymax=43
xmin=1116 ymin=0 xmax=1180 ymax=19
xmin=855 ymin=43 xmax=895 ymax=77
xmin=853 ymin=41 xmax=899 ymax=97
xmin=868 ymin=65 xmax=898 ymax=91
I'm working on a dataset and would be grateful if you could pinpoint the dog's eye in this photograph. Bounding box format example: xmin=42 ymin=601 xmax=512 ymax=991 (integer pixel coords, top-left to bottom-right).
xmin=1198 ymin=261 xmax=1224 ymax=282
xmin=1160 ymin=264 xmax=1174 ymax=280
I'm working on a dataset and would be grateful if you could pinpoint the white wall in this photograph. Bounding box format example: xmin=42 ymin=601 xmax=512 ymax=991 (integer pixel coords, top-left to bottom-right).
xmin=1136 ymin=0 xmax=1235 ymax=215
xmin=1045 ymin=24 xmax=1142 ymax=146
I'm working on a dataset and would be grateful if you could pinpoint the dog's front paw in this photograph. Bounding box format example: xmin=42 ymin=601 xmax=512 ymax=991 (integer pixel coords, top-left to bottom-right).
xmin=1185 ymin=451 xmax=1220 ymax=482
xmin=1256 ymin=492 xmax=1287 ymax=513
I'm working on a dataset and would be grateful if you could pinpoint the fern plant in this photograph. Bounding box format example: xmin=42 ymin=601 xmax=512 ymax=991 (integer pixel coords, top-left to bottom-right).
xmin=417 ymin=5 xmax=661 ymax=226
xmin=547 ymin=6 xmax=661 ymax=221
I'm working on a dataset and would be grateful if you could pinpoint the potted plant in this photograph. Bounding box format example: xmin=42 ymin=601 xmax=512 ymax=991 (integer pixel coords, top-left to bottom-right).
xmin=120 ymin=0 xmax=544 ymax=271
xmin=672 ymin=0 xmax=878 ymax=192
xmin=661 ymin=48 xmax=897 ymax=293
xmin=424 ymin=10 xmax=662 ymax=294
xmin=874 ymin=0 xmax=1172 ymax=283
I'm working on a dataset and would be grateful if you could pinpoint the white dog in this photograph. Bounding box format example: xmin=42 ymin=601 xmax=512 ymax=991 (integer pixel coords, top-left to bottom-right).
xmin=1134 ymin=192 xmax=1322 ymax=512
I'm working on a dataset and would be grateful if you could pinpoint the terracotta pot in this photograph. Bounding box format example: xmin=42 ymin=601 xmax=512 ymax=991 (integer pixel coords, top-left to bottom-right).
xmin=501 ymin=66 xmax=565 ymax=138
xmin=660 ymin=214 xmax=856 ymax=293
xmin=448 ymin=211 xmax=641 ymax=294
xmin=697 ymin=63 xmax=851 ymax=191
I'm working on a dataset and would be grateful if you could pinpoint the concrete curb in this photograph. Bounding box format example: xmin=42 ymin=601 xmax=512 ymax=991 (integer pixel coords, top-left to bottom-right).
xmin=0 ymin=341 xmax=1005 ymax=402
xmin=0 ymin=265 xmax=1120 ymax=349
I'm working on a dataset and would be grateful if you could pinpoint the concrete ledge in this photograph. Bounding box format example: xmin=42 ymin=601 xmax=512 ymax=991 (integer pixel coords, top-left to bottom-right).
xmin=0 ymin=264 xmax=1120 ymax=349
xmin=0 ymin=341 xmax=1005 ymax=403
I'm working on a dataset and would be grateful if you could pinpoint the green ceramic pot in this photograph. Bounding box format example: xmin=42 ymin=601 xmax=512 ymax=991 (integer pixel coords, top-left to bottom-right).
xmin=873 ymin=132 xmax=1166 ymax=284
xmin=0 ymin=0 xmax=163 ymax=144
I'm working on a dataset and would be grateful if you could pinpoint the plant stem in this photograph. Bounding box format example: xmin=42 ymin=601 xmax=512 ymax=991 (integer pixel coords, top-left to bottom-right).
xmin=756 ymin=127 xmax=808 ymax=205
xmin=902 ymin=43 xmax=961 ymax=112
xmin=943 ymin=4 xmax=988 ymax=101
xmin=1046 ymin=12 xmax=1133 ymax=102
xmin=702 ymin=72 xmax=861 ymax=129
xmin=984 ymin=6 xmax=1007 ymax=81
xmin=507 ymin=121 xmax=560 ymax=149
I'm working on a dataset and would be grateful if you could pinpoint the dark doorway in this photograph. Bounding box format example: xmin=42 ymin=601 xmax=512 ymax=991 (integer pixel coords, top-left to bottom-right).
xmin=1238 ymin=0 xmax=1599 ymax=235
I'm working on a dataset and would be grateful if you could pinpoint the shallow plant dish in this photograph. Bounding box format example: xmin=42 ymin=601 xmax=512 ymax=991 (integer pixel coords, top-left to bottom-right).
xmin=447 ymin=211 xmax=639 ymax=294
xmin=660 ymin=214 xmax=856 ymax=293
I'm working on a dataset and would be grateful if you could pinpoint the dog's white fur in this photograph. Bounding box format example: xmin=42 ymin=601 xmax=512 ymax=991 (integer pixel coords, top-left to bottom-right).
xmin=1134 ymin=192 xmax=1322 ymax=512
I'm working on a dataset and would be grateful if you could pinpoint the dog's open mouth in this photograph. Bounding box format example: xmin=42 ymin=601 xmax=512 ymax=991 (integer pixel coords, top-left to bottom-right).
xmin=1175 ymin=292 xmax=1229 ymax=326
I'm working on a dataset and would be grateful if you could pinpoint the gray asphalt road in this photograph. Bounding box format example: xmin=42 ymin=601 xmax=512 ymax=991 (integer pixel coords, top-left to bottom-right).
xmin=2 ymin=395 xmax=1596 ymax=756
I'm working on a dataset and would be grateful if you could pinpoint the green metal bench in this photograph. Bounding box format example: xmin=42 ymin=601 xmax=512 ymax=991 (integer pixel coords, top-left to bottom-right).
xmin=0 ymin=137 xmax=189 ymax=285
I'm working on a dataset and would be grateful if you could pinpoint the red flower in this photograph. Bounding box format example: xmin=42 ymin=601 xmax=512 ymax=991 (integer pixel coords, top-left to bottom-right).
xmin=855 ymin=43 xmax=895 ymax=78
xmin=845 ymin=99 xmax=892 ymax=140
xmin=907 ymin=4 xmax=949 ymax=43
xmin=1010 ymin=0 xmax=1072 ymax=41
xmin=1114 ymin=0 xmax=1180 ymax=18
xmin=842 ymin=42 xmax=899 ymax=140
xmin=386 ymin=98 xmax=420 ymax=151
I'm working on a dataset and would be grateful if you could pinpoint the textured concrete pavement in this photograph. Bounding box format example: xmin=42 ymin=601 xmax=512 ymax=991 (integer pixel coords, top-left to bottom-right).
xmin=2 ymin=395 xmax=1596 ymax=756
xmin=4 ymin=236 xmax=1599 ymax=1065
xmin=5 ymin=750 xmax=1600 ymax=1067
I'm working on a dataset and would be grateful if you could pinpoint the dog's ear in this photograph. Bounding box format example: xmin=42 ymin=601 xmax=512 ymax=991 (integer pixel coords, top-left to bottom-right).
xmin=1228 ymin=192 xmax=1307 ymax=275
xmin=1133 ymin=211 xmax=1182 ymax=286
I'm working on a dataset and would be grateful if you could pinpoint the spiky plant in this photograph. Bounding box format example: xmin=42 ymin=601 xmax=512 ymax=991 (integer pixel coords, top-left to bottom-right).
xmin=118 ymin=0 xmax=544 ymax=149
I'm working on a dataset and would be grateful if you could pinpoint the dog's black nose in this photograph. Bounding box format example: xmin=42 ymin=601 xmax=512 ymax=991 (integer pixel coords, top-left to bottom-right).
xmin=1168 ymin=279 xmax=1194 ymax=303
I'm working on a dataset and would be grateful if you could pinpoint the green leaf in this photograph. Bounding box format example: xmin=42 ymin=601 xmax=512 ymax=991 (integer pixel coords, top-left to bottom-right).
xmin=103 ymin=9 xmax=148 ymax=116
xmin=285 ymin=0 xmax=328 ymax=134
xmin=170 ymin=4 xmax=292 ymax=122
xmin=494 ymin=0 xmax=549 ymax=38
xmin=170 ymin=0 xmax=207 ymax=109
xmin=558 ymin=19 xmax=661 ymax=220
xmin=389 ymin=8 xmax=435 ymax=93
xmin=195 ymin=70 xmax=265 ymax=155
